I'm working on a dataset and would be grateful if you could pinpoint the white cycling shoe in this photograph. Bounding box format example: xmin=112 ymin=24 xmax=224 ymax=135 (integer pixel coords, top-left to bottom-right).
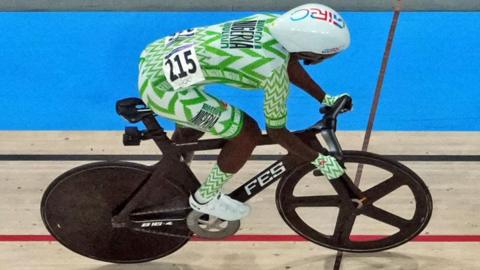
xmin=189 ymin=193 xmax=250 ymax=221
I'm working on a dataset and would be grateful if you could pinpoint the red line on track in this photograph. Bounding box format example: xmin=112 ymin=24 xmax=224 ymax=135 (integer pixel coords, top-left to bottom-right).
xmin=1 ymin=234 xmax=480 ymax=242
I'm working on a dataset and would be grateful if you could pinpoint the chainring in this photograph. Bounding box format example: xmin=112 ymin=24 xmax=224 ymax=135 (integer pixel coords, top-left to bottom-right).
xmin=186 ymin=210 xmax=240 ymax=239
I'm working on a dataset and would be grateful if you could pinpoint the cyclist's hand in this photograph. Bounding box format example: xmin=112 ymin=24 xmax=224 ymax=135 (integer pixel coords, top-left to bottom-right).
xmin=311 ymin=153 xmax=345 ymax=180
xmin=322 ymin=93 xmax=353 ymax=111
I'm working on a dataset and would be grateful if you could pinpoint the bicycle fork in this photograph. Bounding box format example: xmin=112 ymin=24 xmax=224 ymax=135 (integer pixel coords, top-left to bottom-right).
xmin=318 ymin=129 xmax=368 ymax=209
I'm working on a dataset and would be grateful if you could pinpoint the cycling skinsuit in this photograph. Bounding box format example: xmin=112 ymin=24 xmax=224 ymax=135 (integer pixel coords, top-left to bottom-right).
xmin=138 ymin=14 xmax=290 ymax=138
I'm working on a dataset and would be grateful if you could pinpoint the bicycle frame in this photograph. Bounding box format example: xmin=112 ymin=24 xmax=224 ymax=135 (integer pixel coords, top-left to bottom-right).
xmin=112 ymin=97 xmax=358 ymax=229
xmin=112 ymin=129 xmax=322 ymax=227
xmin=173 ymin=131 xmax=362 ymax=203
xmin=175 ymin=132 xmax=321 ymax=203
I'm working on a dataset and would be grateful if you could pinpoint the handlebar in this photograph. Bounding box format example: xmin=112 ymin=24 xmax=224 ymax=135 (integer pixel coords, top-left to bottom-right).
xmin=309 ymin=95 xmax=353 ymax=133
xmin=306 ymin=95 xmax=353 ymax=158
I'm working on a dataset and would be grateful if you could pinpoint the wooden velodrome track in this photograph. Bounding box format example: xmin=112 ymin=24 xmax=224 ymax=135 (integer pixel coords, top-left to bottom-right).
xmin=1 ymin=131 xmax=479 ymax=269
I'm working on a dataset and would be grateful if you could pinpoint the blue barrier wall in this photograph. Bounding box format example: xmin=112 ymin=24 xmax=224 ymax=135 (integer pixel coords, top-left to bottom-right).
xmin=377 ymin=12 xmax=480 ymax=130
xmin=0 ymin=12 xmax=478 ymax=131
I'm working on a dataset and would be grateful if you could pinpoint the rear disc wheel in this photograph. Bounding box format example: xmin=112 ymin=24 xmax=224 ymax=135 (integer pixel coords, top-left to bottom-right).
xmin=41 ymin=162 xmax=191 ymax=263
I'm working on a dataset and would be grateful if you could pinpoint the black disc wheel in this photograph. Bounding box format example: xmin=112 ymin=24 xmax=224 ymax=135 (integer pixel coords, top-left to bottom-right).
xmin=41 ymin=162 xmax=192 ymax=263
xmin=276 ymin=151 xmax=432 ymax=252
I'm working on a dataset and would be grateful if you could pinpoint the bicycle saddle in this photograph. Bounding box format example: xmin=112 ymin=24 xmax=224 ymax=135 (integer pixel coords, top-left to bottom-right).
xmin=116 ymin=98 xmax=154 ymax=123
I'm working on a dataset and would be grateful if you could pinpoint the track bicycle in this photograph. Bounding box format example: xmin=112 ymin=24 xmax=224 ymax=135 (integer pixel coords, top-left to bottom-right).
xmin=41 ymin=96 xmax=432 ymax=263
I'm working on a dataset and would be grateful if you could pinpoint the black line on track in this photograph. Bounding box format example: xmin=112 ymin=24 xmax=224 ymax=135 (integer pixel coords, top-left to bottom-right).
xmin=334 ymin=2 xmax=402 ymax=269
xmin=0 ymin=154 xmax=479 ymax=161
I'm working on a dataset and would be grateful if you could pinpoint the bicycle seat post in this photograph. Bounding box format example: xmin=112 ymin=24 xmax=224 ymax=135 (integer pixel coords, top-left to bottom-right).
xmin=141 ymin=114 xmax=182 ymax=159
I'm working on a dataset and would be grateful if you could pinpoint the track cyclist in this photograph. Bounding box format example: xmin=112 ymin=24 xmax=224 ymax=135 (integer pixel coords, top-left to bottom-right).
xmin=138 ymin=3 xmax=352 ymax=221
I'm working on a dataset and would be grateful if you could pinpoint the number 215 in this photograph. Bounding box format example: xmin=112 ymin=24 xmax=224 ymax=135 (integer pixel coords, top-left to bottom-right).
xmin=165 ymin=51 xmax=197 ymax=82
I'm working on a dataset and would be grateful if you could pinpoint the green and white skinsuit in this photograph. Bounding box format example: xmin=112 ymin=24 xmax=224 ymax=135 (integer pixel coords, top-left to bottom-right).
xmin=139 ymin=14 xmax=289 ymax=138
xmin=138 ymin=14 xmax=343 ymax=202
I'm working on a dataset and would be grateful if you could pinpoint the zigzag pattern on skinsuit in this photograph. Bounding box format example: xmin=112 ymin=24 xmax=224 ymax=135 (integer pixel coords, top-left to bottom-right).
xmin=311 ymin=154 xmax=345 ymax=180
xmin=322 ymin=93 xmax=349 ymax=106
xmin=198 ymin=164 xmax=233 ymax=199
xmin=263 ymin=63 xmax=290 ymax=128
xmin=322 ymin=94 xmax=338 ymax=106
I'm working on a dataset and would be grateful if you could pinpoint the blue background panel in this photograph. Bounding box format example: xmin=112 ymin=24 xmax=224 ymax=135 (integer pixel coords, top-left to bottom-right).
xmin=0 ymin=12 xmax=478 ymax=131
xmin=378 ymin=12 xmax=480 ymax=130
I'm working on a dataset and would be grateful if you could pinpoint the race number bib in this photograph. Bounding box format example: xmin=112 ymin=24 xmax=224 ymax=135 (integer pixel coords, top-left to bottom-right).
xmin=163 ymin=44 xmax=205 ymax=90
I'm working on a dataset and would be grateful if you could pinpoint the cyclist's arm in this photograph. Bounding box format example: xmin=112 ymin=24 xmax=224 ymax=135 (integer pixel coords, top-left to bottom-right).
xmin=263 ymin=64 xmax=318 ymax=162
xmin=287 ymin=54 xmax=326 ymax=103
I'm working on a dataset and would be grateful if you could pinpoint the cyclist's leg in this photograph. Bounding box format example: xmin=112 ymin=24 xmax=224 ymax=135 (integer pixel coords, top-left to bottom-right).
xmin=185 ymin=95 xmax=261 ymax=220
xmin=217 ymin=114 xmax=261 ymax=173
xmin=139 ymin=82 xmax=260 ymax=220
xmin=193 ymin=113 xmax=260 ymax=200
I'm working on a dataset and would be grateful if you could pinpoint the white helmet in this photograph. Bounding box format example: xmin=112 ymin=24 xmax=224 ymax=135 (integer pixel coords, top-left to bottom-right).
xmin=270 ymin=3 xmax=350 ymax=55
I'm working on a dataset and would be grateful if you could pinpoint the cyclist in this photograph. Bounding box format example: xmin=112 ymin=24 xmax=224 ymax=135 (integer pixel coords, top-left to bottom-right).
xmin=138 ymin=3 xmax=351 ymax=221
